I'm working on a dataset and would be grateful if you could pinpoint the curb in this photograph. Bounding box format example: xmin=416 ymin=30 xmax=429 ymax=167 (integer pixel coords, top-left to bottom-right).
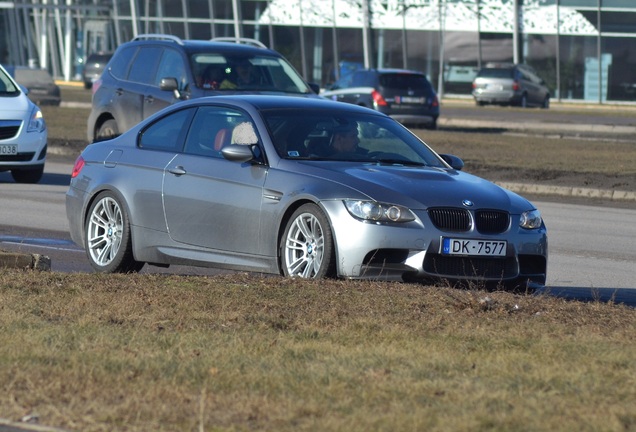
xmin=0 ymin=250 xmax=51 ymax=271
xmin=438 ymin=117 xmax=636 ymax=135
xmin=496 ymin=182 xmax=636 ymax=202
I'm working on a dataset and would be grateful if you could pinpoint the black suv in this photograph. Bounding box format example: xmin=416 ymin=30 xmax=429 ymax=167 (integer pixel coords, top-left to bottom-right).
xmin=88 ymin=34 xmax=318 ymax=141
xmin=322 ymin=68 xmax=439 ymax=129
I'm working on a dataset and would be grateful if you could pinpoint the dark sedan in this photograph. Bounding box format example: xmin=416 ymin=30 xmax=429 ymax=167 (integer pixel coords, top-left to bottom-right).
xmin=5 ymin=65 xmax=61 ymax=106
xmin=66 ymin=96 xmax=547 ymax=289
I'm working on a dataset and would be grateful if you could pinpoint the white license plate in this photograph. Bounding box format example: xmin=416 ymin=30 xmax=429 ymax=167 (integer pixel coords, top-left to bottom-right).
xmin=442 ymin=238 xmax=507 ymax=257
xmin=396 ymin=96 xmax=425 ymax=104
xmin=0 ymin=145 xmax=18 ymax=155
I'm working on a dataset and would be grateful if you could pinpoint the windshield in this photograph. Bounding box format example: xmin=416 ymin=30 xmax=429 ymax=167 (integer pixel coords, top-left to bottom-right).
xmin=192 ymin=54 xmax=311 ymax=94
xmin=263 ymin=109 xmax=447 ymax=167
xmin=0 ymin=67 xmax=20 ymax=95
xmin=477 ymin=68 xmax=515 ymax=79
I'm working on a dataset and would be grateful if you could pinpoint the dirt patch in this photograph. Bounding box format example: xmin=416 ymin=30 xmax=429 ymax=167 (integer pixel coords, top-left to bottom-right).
xmin=467 ymin=165 xmax=635 ymax=192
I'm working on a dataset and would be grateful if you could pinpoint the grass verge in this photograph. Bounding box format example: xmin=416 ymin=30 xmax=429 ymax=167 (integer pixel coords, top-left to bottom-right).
xmin=1 ymin=270 xmax=635 ymax=431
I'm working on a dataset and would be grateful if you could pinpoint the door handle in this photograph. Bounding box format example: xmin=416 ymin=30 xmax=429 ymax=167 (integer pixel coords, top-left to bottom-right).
xmin=168 ymin=166 xmax=186 ymax=176
xmin=145 ymin=95 xmax=155 ymax=103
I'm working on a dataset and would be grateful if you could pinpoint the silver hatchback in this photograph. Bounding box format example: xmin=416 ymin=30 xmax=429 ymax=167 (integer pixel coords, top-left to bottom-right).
xmin=472 ymin=63 xmax=550 ymax=108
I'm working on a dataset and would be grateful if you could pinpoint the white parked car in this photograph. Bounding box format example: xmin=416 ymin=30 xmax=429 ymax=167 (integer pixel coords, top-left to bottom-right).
xmin=0 ymin=63 xmax=47 ymax=183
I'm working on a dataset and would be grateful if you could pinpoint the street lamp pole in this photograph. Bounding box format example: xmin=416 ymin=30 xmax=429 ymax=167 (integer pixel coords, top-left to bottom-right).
xmin=437 ymin=0 xmax=446 ymax=99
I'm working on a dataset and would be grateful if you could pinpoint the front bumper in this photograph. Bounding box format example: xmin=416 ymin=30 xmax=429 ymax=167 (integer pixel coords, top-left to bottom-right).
xmin=0 ymin=123 xmax=47 ymax=171
xmin=322 ymin=201 xmax=548 ymax=284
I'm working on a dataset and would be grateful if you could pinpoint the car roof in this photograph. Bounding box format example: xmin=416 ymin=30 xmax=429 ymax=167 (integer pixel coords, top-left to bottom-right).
xmin=2 ymin=65 xmax=55 ymax=83
xmin=86 ymin=52 xmax=113 ymax=60
xmin=482 ymin=62 xmax=517 ymax=69
xmin=121 ymin=36 xmax=284 ymax=58
xmin=175 ymin=94 xmax=383 ymax=114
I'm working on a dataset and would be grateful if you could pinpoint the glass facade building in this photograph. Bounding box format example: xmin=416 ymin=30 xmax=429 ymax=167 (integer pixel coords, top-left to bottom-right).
xmin=1 ymin=0 xmax=635 ymax=103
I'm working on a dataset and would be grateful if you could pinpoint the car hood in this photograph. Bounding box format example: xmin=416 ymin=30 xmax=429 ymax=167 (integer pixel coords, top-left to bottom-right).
xmin=292 ymin=161 xmax=534 ymax=213
xmin=0 ymin=94 xmax=32 ymax=115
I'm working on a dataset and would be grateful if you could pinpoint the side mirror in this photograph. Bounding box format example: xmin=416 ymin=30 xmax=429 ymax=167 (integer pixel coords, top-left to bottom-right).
xmin=308 ymin=82 xmax=321 ymax=94
xmin=159 ymin=77 xmax=178 ymax=91
xmin=439 ymin=154 xmax=464 ymax=171
xmin=222 ymin=144 xmax=255 ymax=163
xmin=159 ymin=77 xmax=182 ymax=99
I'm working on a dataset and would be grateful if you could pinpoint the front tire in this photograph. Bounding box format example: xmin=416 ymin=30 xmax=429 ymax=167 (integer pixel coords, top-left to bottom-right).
xmin=11 ymin=165 xmax=44 ymax=184
xmin=85 ymin=191 xmax=143 ymax=273
xmin=280 ymin=204 xmax=336 ymax=279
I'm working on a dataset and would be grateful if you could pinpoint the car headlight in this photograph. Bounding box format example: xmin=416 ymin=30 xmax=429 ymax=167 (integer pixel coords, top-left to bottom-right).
xmin=519 ymin=209 xmax=542 ymax=230
xmin=27 ymin=106 xmax=46 ymax=133
xmin=344 ymin=200 xmax=415 ymax=223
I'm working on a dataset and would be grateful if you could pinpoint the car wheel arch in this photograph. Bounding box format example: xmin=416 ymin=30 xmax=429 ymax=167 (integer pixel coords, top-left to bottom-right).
xmin=83 ymin=188 xmax=144 ymax=273
xmin=276 ymin=199 xmax=339 ymax=275
xmin=93 ymin=113 xmax=117 ymax=140
xmin=83 ymin=187 xmax=136 ymax=245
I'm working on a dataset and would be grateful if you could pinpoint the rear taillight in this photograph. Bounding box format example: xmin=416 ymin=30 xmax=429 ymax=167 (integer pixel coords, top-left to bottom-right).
xmin=512 ymin=80 xmax=520 ymax=91
xmin=92 ymin=78 xmax=102 ymax=95
xmin=371 ymin=89 xmax=388 ymax=106
xmin=71 ymin=156 xmax=85 ymax=178
xmin=431 ymin=95 xmax=439 ymax=107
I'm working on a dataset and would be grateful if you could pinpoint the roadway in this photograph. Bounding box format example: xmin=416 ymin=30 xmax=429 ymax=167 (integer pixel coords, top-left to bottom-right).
xmin=1 ymin=158 xmax=634 ymax=306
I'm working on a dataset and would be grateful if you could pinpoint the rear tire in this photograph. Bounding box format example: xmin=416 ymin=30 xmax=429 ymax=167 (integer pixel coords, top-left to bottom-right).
xmin=85 ymin=191 xmax=144 ymax=273
xmin=280 ymin=204 xmax=336 ymax=279
xmin=520 ymin=94 xmax=528 ymax=108
xmin=542 ymin=96 xmax=550 ymax=109
xmin=11 ymin=166 xmax=44 ymax=184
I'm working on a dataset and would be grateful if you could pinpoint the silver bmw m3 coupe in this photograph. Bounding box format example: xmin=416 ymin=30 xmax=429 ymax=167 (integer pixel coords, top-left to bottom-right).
xmin=66 ymin=95 xmax=547 ymax=289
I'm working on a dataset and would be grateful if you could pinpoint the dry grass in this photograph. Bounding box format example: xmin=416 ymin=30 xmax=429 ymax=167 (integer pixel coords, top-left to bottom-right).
xmin=1 ymin=270 xmax=635 ymax=431
xmin=418 ymin=129 xmax=636 ymax=175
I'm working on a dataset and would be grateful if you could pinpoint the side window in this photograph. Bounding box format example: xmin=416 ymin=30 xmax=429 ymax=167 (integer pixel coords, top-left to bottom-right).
xmin=0 ymin=70 xmax=17 ymax=93
xmin=156 ymin=48 xmax=188 ymax=89
xmin=139 ymin=107 xmax=195 ymax=152
xmin=183 ymin=106 xmax=254 ymax=158
xmin=108 ymin=46 xmax=137 ymax=79
xmin=128 ymin=47 xmax=163 ymax=84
